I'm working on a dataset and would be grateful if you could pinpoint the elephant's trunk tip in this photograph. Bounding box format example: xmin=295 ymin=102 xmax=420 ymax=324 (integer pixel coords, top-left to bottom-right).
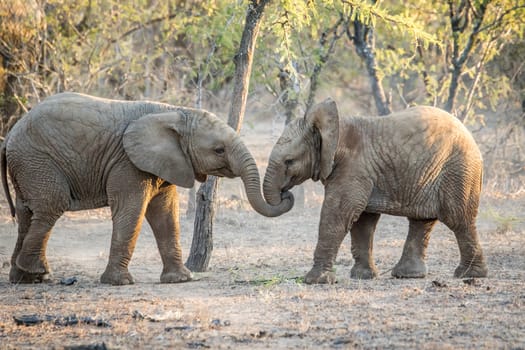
xmin=237 ymin=155 xmax=293 ymax=217
xmin=263 ymin=174 xmax=285 ymax=207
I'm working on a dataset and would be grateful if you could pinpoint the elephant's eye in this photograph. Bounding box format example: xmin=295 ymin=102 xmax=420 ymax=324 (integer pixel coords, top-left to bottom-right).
xmin=284 ymin=159 xmax=294 ymax=166
xmin=214 ymin=147 xmax=225 ymax=155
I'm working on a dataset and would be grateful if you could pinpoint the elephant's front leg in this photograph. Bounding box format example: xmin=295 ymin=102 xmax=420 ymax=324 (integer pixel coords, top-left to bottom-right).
xmin=101 ymin=190 xmax=149 ymax=285
xmin=305 ymin=185 xmax=368 ymax=284
xmin=145 ymin=186 xmax=192 ymax=283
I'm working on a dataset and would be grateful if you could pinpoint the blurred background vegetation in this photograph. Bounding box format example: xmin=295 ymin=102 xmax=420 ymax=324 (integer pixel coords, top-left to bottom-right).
xmin=1 ymin=0 xmax=524 ymax=193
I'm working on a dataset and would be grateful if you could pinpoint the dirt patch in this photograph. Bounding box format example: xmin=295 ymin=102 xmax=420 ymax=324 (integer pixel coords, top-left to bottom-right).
xmin=0 ymin=121 xmax=524 ymax=349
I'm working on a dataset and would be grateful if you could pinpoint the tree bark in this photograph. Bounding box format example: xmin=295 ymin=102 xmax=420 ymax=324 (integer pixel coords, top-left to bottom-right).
xmin=227 ymin=0 xmax=270 ymax=130
xmin=349 ymin=18 xmax=392 ymax=116
xmin=185 ymin=187 xmax=196 ymax=220
xmin=305 ymin=18 xmax=344 ymax=115
xmin=185 ymin=177 xmax=218 ymax=271
xmin=186 ymin=0 xmax=270 ymax=272
xmin=444 ymin=0 xmax=488 ymax=113
xmin=278 ymin=66 xmax=299 ymax=124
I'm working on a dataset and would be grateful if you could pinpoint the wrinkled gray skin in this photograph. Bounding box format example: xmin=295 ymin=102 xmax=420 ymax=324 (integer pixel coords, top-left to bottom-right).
xmin=263 ymin=98 xmax=487 ymax=284
xmin=1 ymin=92 xmax=292 ymax=285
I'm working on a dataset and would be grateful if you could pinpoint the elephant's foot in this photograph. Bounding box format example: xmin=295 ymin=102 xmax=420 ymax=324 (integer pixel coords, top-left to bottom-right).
xmin=350 ymin=264 xmax=378 ymax=279
xmin=160 ymin=266 xmax=193 ymax=283
xmin=15 ymin=254 xmax=48 ymax=275
xmin=9 ymin=265 xmax=50 ymax=284
xmin=454 ymin=261 xmax=488 ymax=278
xmin=304 ymin=267 xmax=336 ymax=284
xmin=392 ymin=258 xmax=427 ymax=278
xmin=100 ymin=266 xmax=134 ymax=285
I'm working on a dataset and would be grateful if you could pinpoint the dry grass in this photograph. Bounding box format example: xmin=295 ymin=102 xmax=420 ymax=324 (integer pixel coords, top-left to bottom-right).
xmin=0 ymin=191 xmax=523 ymax=349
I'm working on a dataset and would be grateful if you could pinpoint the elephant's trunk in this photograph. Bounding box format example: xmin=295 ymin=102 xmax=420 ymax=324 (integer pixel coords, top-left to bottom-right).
xmin=263 ymin=158 xmax=285 ymax=207
xmin=231 ymin=140 xmax=292 ymax=217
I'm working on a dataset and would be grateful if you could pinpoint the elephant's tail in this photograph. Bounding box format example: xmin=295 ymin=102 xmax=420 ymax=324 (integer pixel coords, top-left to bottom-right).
xmin=1 ymin=139 xmax=15 ymax=218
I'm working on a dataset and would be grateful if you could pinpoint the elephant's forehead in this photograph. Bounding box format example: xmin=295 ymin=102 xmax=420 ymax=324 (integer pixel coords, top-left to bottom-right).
xmin=198 ymin=116 xmax=224 ymax=129
xmin=276 ymin=136 xmax=292 ymax=145
xmin=277 ymin=124 xmax=303 ymax=145
xmin=197 ymin=118 xmax=232 ymax=136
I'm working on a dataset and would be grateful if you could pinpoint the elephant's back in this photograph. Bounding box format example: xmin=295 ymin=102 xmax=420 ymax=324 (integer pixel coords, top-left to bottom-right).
xmin=7 ymin=92 xmax=179 ymax=149
xmin=371 ymin=106 xmax=482 ymax=169
xmin=20 ymin=92 xmax=177 ymax=129
xmin=387 ymin=106 xmax=480 ymax=150
xmin=9 ymin=93 xmax=125 ymax=140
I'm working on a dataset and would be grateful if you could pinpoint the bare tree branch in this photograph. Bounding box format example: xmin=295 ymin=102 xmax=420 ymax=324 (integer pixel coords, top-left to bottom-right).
xmin=445 ymin=0 xmax=488 ymax=112
xmin=305 ymin=17 xmax=344 ymax=115
xmin=346 ymin=7 xmax=392 ymax=116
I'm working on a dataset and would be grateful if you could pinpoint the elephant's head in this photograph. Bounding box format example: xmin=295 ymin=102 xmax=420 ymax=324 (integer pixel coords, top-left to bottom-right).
xmin=263 ymin=98 xmax=339 ymax=207
xmin=123 ymin=108 xmax=293 ymax=217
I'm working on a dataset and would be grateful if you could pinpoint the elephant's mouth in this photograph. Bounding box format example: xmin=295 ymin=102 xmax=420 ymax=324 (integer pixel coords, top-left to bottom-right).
xmin=281 ymin=176 xmax=297 ymax=192
xmin=210 ymin=167 xmax=235 ymax=178
xmin=282 ymin=184 xmax=293 ymax=192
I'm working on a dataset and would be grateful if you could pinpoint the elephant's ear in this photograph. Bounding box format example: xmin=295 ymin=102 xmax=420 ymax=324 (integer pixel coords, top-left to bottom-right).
xmin=305 ymin=98 xmax=339 ymax=181
xmin=123 ymin=111 xmax=195 ymax=188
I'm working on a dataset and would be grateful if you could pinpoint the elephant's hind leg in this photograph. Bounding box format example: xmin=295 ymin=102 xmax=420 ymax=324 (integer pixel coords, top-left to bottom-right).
xmin=350 ymin=212 xmax=380 ymax=279
xmin=9 ymin=203 xmax=49 ymax=283
xmin=392 ymin=218 xmax=436 ymax=278
xmin=14 ymin=209 xmax=61 ymax=280
xmin=145 ymin=186 xmax=192 ymax=283
xmin=448 ymin=222 xmax=487 ymax=278
xmin=439 ymin=168 xmax=487 ymax=277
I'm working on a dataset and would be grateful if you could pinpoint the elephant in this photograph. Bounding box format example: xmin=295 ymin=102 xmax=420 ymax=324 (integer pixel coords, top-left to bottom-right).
xmin=263 ymin=98 xmax=487 ymax=284
xmin=1 ymin=92 xmax=292 ymax=285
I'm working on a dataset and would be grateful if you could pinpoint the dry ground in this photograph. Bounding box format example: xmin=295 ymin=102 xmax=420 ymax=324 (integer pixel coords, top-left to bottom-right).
xmin=0 ymin=120 xmax=523 ymax=349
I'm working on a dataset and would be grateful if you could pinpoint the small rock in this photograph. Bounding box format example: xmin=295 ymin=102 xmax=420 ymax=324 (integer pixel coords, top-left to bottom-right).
xmin=463 ymin=278 xmax=482 ymax=286
xmin=209 ymin=318 xmax=230 ymax=328
xmin=165 ymin=325 xmax=193 ymax=331
xmin=250 ymin=330 xmax=268 ymax=338
xmin=132 ymin=310 xmax=145 ymax=320
xmin=60 ymin=276 xmax=78 ymax=286
xmin=64 ymin=343 xmax=108 ymax=350
xmin=13 ymin=314 xmax=47 ymax=326
xmin=187 ymin=341 xmax=210 ymax=349
xmin=333 ymin=337 xmax=353 ymax=346
xmin=13 ymin=314 xmax=110 ymax=328
xmin=432 ymin=280 xmax=448 ymax=288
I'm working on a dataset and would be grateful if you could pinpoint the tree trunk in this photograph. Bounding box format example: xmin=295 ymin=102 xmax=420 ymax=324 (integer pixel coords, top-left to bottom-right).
xmin=184 ymin=177 xmax=218 ymax=271
xmin=186 ymin=187 xmax=196 ymax=220
xmin=350 ymin=19 xmax=391 ymax=116
xmin=185 ymin=0 xmax=270 ymax=272
xmin=227 ymin=0 xmax=269 ymax=130
xmin=278 ymin=66 xmax=299 ymax=124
